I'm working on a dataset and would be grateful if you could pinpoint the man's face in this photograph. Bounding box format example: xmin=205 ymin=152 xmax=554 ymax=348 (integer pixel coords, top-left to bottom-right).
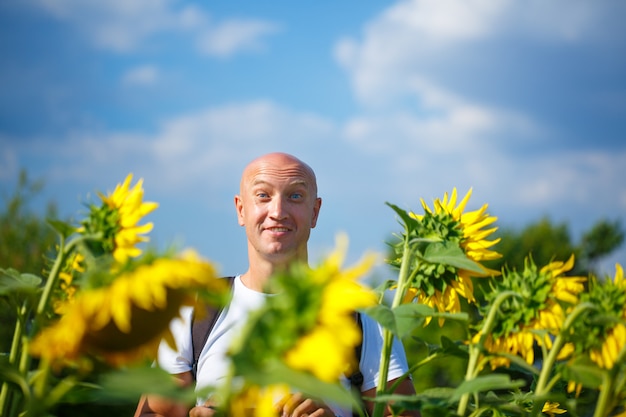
xmin=235 ymin=156 xmax=321 ymax=264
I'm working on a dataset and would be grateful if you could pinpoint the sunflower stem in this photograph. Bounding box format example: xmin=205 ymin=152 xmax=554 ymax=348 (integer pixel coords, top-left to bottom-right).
xmin=372 ymin=238 xmax=414 ymax=417
xmin=0 ymin=301 xmax=29 ymax=416
xmin=593 ymin=342 xmax=626 ymax=417
xmin=18 ymin=232 xmax=98 ymax=412
xmin=457 ymin=290 xmax=520 ymax=416
xmin=532 ymin=302 xmax=596 ymax=416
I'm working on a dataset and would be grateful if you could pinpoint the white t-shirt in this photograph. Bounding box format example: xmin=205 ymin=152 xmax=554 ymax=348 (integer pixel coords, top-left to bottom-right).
xmin=157 ymin=275 xmax=410 ymax=416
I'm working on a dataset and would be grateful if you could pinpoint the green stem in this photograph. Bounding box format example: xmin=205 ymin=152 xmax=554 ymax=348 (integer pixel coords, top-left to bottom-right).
xmin=0 ymin=302 xmax=28 ymax=416
xmin=532 ymin=302 xmax=596 ymax=416
xmin=35 ymin=237 xmax=67 ymax=319
xmin=593 ymin=372 xmax=613 ymax=417
xmin=372 ymin=239 xmax=414 ymax=417
xmin=457 ymin=291 xmax=520 ymax=416
xmin=14 ymin=233 xmax=95 ymax=414
xmin=593 ymin=341 xmax=626 ymax=417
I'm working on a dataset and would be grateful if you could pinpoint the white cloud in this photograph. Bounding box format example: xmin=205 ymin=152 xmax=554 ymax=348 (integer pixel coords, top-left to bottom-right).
xmin=30 ymin=0 xmax=279 ymax=56
xmin=34 ymin=0 xmax=190 ymax=51
xmin=334 ymin=0 xmax=621 ymax=108
xmin=122 ymin=65 xmax=159 ymax=86
xmin=196 ymin=19 xmax=280 ymax=57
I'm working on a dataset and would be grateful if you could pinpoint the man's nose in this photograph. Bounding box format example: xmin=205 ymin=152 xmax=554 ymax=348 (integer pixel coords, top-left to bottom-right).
xmin=269 ymin=196 xmax=288 ymax=219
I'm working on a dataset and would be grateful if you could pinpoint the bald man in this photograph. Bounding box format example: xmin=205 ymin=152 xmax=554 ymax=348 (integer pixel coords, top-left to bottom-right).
xmin=135 ymin=153 xmax=418 ymax=417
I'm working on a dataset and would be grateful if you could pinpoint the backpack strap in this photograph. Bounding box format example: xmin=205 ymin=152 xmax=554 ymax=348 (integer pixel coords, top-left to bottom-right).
xmin=348 ymin=312 xmax=365 ymax=417
xmin=191 ymin=276 xmax=235 ymax=380
xmin=347 ymin=311 xmax=364 ymax=389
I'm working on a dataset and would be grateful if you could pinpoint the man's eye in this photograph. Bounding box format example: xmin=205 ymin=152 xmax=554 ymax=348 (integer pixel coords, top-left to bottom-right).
xmin=290 ymin=193 xmax=303 ymax=200
xmin=257 ymin=192 xmax=269 ymax=198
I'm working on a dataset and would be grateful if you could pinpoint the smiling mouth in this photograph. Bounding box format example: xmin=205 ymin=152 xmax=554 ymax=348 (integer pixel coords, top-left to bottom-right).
xmin=267 ymin=227 xmax=290 ymax=232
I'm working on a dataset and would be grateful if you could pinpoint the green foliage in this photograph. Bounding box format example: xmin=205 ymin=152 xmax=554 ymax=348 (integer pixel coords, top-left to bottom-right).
xmin=0 ymin=170 xmax=59 ymax=274
xmin=486 ymin=216 xmax=624 ymax=276
xmin=0 ymin=170 xmax=59 ymax=354
xmin=580 ymin=219 xmax=625 ymax=266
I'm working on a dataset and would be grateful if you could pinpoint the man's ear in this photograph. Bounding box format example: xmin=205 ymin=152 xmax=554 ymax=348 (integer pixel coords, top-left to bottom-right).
xmin=234 ymin=195 xmax=245 ymax=226
xmin=310 ymin=197 xmax=322 ymax=228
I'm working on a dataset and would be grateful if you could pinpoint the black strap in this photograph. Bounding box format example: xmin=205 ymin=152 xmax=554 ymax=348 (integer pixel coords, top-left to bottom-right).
xmin=191 ymin=276 xmax=235 ymax=379
xmin=348 ymin=311 xmax=364 ymax=388
xmin=348 ymin=311 xmax=365 ymax=417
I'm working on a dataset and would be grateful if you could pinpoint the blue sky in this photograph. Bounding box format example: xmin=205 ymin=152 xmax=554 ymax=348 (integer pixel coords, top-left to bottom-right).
xmin=1 ymin=0 xmax=625 ymax=277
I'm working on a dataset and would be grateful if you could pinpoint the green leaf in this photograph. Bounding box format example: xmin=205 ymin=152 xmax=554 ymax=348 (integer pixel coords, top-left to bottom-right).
xmin=451 ymin=375 xmax=525 ymax=401
xmin=95 ymin=366 xmax=197 ymax=404
xmin=47 ymin=218 xmax=77 ymax=239
xmin=393 ymin=303 xmax=433 ymax=338
xmin=246 ymin=360 xmax=354 ymax=407
xmin=362 ymin=304 xmax=397 ymax=335
xmin=0 ymin=268 xmax=42 ymax=295
xmin=421 ymin=242 xmax=485 ymax=273
xmin=561 ymin=360 xmax=604 ymax=389
xmin=386 ymin=202 xmax=418 ymax=234
xmin=439 ymin=335 xmax=469 ymax=359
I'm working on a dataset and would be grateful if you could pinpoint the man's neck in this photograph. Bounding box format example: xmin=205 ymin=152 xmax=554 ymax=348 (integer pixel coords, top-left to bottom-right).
xmin=241 ymin=251 xmax=308 ymax=293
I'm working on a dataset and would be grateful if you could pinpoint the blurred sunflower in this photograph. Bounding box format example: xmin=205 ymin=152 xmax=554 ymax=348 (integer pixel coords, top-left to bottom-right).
xmin=585 ymin=263 xmax=626 ymax=370
xmin=394 ymin=188 xmax=501 ymax=324
xmin=31 ymin=250 xmax=225 ymax=366
xmin=53 ymin=252 xmax=84 ymax=314
xmin=81 ymin=174 xmax=158 ymax=264
xmin=227 ymin=384 xmax=290 ymax=417
xmin=475 ymin=255 xmax=585 ymax=369
xmin=541 ymin=401 xmax=567 ymax=416
xmin=229 ymin=234 xmax=377 ymax=389
xmin=283 ymin=236 xmax=378 ymax=382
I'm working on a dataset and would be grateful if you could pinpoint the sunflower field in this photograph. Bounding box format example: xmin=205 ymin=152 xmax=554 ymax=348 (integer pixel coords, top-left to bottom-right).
xmin=1 ymin=176 xmax=624 ymax=417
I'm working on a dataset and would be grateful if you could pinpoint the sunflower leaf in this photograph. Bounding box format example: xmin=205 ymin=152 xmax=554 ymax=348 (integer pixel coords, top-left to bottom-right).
xmin=560 ymin=360 xmax=604 ymax=389
xmin=0 ymin=268 xmax=42 ymax=295
xmin=393 ymin=303 xmax=433 ymax=338
xmin=439 ymin=335 xmax=469 ymax=359
xmin=247 ymin=360 xmax=354 ymax=407
xmin=421 ymin=242 xmax=485 ymax=273
xmin=386 ymin=202 xmax=419 ymax=234
xmin=46 ymin=218 xmax=76 ymax=239
xmin=451 ymin=374 xmax=525 ymax=401
xmin=95 ymin=366 xmax=197 ymax=403
xmin=362 ymin=304 xmax=397 ymax=336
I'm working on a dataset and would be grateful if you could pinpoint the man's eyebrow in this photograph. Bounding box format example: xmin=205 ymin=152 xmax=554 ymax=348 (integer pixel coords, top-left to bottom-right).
xmin=251 ymin=179 xmax=309 ymax=187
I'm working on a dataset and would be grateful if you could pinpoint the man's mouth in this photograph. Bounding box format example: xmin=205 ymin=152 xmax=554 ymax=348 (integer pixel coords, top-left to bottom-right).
xmin=267 ymin=227 xmax=290 ymax=232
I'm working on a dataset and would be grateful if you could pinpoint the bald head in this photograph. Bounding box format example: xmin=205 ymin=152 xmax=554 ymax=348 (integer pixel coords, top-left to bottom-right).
xmin=235 ymin=152 xmax=322 ymax=276
xmin=240 ymin=152 xmax=318 ymax=198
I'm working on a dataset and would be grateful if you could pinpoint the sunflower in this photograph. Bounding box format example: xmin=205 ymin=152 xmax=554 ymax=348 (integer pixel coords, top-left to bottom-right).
xmin=283 ymin=236 xmax=378 ymax=382
xmin=587 ymin=263 xmax=626 ymax=370
xmin=475 ymin=255 xmax=585 ymax=369
xmin=81 ymin=174 xmax=158 ymax=264
xmin=541 ymin=401 xmax=567 ymax=416
xmin=30 ymin=250 xmax=225 ymax=366
xmin=393 ymin=188 xmax=500 ymax=324
xmin=53 ymin=252 xmax=85 ymax=314
xmin=229 ymin=234 xmax=377 ymax=391
xmin=227 ymin=384 xmax=290 ymax=417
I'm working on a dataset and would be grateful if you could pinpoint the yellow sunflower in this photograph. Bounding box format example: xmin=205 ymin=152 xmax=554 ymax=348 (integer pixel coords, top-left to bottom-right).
xmin=588 ymin=263 xmax=626 ymax=370
xmin=53 ymin=252 xmax=85 ymax=314
xmin=476 ymin=255 xmax=585 ymax=369
xmin=82 ymin=173 xmax=158 ymax=264
xmin=31 ymin=250 xmax=224 ymax=366
xmin=284 ymin=235 xmax=378 ymax=382
xmin=404 ymin=188 xmax=501 ymax=323
xmin=541 ymin=401 xmax=567 ymax=416
xmin=228 ymin=384 xmax=290 ymax=417
xmin=229 ymin=234 xmax=377 ymax=397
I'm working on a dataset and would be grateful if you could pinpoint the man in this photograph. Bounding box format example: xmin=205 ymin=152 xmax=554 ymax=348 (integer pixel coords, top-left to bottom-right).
xmin=135 ymin=152 xmax=418 ymax=417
